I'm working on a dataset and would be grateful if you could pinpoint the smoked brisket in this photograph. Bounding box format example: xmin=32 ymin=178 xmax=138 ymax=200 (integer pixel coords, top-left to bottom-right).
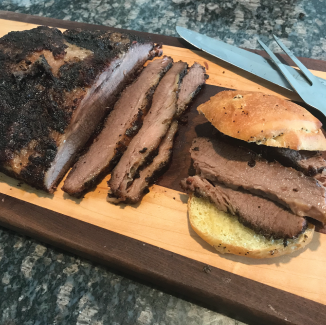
xmin=107 ymin=61 xmax=207 ymax=203
xmin=62 ymin=57 xmax=173 ymax=197
xmin=108 ymin=120 xmax=179 ymax=203
xmin=258 ymin=146 xmax=326 ymax=177
xmin=108 ymin=61 xmax=188 ymax=201
xmin=190 ymin=137 xmax=326 ymax=224
xmin=0 ymin=26 xmax=156 ymax=192
xmin=175 ymin=62 xmax=208 ymax=117
xmin=181 ymin=175 xmax=307 ymax=239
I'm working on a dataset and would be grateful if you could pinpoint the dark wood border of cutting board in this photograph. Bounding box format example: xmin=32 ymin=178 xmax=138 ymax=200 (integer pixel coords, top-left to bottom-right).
xmin=1 ymin=192 xmax=325 ymax=325
xmin=0 ymin=11 xmax=326 ymax=325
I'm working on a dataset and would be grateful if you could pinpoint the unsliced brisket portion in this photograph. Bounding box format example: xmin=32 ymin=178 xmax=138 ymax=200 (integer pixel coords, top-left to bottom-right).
xmin=181 ymin=175 xmax=307 ymax=239
xmin=108 ymin=61 xmax=187 ymax=201
xmin=175 ymin=62 xmax=208 ymax=117
xmin=62 ymin=57 xmax=173 ymax=197
xmin=190 ymin=137 xmax=326 ymax=224
xmin=0 ymin=26 xmax=155 ymax=192
xmin=109 ymin=120 xmax=178 ymax=203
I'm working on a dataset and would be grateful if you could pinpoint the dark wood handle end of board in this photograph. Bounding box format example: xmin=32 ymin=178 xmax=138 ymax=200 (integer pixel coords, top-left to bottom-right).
xmin=0 ymin=193 xmax=324 ymax=325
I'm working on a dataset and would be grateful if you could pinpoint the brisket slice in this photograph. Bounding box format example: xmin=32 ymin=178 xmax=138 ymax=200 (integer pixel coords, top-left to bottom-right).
xmin=108 ymin=61 xmax=188 ymax=201
xmin=0 ymin=26 xmax=156 ymax=192
xmin=257 ymin=146 xmax=326 ymax=190
xmin=108 ymin=120 xmax=179 ymax=203
xmin=181 ymin=175 xmax=307 ymax=239
xmin=175 ymin=62 xmax=208 ymax=117
xmin=191 ymin=137 xmax=326 ymax=224
xmin=62 ymin=57 xmax=173 ymax=197
xmin=258 ymin=146 xmax=326 ymax=177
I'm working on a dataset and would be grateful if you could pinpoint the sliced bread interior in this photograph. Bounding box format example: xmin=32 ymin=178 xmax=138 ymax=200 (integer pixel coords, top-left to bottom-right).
xmin=188 ymin=195 xmax=314 ymax=259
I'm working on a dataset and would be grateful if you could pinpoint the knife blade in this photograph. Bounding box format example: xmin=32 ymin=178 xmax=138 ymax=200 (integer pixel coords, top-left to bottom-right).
xmin=176 ymin=26 xmax=326 ymax=91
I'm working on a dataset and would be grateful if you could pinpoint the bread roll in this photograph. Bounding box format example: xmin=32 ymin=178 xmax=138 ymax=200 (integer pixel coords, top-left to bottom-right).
xmin=197 ymin=90 xmax=326 ymax=151
xmin=188 ymin=195 xmax=314 ymax=259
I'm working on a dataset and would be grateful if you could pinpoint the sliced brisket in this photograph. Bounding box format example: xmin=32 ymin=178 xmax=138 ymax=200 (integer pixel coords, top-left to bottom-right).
xmin=190 ymin=137 xmax=326 ymax=224
xmin=62 ymin=57 xmax=173 ymax=197
xmin=175 ymin=62 xmax=208 ymax=117
xmin=107 ymin=61 xmax=207 ymax=203
xmin=258 ymin=146 xmax=326 ymax=177
xmin=109 ymin=120 xmax=178 ymax=203
xmin=0 ymin=26 xmax=156 ymax=192
xmin=108 ymin=61 xmax=188 ymax=201
xmin=181 ymin=175 xmax=307 ymax=239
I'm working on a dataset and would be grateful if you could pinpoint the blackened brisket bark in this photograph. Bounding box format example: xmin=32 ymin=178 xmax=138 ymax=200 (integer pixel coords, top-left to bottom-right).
xmin=257 ymin=146 xmax=326 ymax=176
xmin=109 ymin=120 xmax=179 ymax=203
xmin=257 ymin=146 xmax=326 ymax=190
xmin=181 ymin=175 xmax=307 ymax=239
xmin=108 ymin=61 xmax=188 ymax=201
xmin=62 ymin=57 xmax=173 ymax=197
xmin=175 ymin=62 xmax=208 ymax=117
xmin=0 ymin=26 xmax=156 ymax=192
xmin=190 ymin=137 xmax=326 ymax=224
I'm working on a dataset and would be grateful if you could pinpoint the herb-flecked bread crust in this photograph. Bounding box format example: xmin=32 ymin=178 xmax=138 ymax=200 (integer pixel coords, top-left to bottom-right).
xmin=197 ymin=90 xmax=326 ymax=151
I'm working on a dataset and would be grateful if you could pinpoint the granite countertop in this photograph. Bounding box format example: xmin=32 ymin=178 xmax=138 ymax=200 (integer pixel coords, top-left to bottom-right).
xmin=0 ymin=0 xmax=325 ymax=324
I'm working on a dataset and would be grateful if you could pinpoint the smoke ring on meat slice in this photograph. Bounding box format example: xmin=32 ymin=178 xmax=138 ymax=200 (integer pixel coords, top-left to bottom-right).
xmin=108 ymin=120 xmax=179 ymax=204
xmin=62 ymin=56 xmax=173 ymax=197
xmin=190 ymin=137 xmax=326 ymax=224
xmin=181 ymin=175 xmax=307 ymax=239
xmin=0 ymin=26 xmax=157 ymax=192
xmin=108 ymin=61 xmax=188 ymax=201
xmin=176 ymin=62 xmax=208 ymax=118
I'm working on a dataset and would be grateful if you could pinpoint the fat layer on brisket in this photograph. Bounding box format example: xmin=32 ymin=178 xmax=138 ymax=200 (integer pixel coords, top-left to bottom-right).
xmin=0 ymin=26 xmax=156 ymax=192
xmin=190 ymin=137 xmax=326 ymax=224
xmin=181 ymin=175 xmax=307 ymax=239
xmin=108 ymin=61 xmax=188 ymax=201
xmin=62 ymin=57 xmax=173 ymax=197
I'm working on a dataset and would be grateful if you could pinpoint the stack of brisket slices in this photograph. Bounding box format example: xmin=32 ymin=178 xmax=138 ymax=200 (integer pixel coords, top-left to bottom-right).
xmin=63 ymin=58 xmax=208 ymax=202
xmin=0 ymin=26 xmax=208 ymax=203
xmin=181 ymin=91 xmax=326 ymax=248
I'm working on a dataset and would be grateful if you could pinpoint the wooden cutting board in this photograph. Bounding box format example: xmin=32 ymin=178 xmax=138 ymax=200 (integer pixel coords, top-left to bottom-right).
xmin=0 ymin=11 xmax=325 ymax=325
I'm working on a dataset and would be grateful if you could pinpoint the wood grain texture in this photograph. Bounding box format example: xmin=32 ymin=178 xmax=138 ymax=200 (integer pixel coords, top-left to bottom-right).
xmin=1 ymin=192 xmax=325 ymax=325
xmin=1 ymin=158 xmax=326 ymax=307
xmin=0 ymin=12 xmax=326 ymax=325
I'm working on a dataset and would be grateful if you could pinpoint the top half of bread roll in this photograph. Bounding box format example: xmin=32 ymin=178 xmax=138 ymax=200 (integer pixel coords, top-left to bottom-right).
xmin=197 ymin=90 xmax=326 ymax=151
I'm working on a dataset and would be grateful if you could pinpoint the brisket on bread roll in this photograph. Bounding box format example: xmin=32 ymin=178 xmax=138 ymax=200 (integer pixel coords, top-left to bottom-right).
xmin=181 ymin=90 xmax=326 ymax=258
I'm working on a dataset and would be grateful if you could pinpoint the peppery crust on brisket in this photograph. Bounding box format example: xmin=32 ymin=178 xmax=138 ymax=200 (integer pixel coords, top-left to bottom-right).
xmin=107 ymin=61 xmax=208 ymax=204
xmin=108 ymin=61 xmax=188 ymax=201
xmin=108 ymin=120 xmax=179 ymax=203
xmin=190 ymin=137 xmax=326 ymax=224
xmin=62 ymin=57 xmax=173 ymax=197
xmin=0 ymin=26 xmax=154 ymax=190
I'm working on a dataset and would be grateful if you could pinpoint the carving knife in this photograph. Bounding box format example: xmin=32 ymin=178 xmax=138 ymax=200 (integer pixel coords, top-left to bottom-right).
xmin=176 ymin=26 xmax=326 ymax=91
